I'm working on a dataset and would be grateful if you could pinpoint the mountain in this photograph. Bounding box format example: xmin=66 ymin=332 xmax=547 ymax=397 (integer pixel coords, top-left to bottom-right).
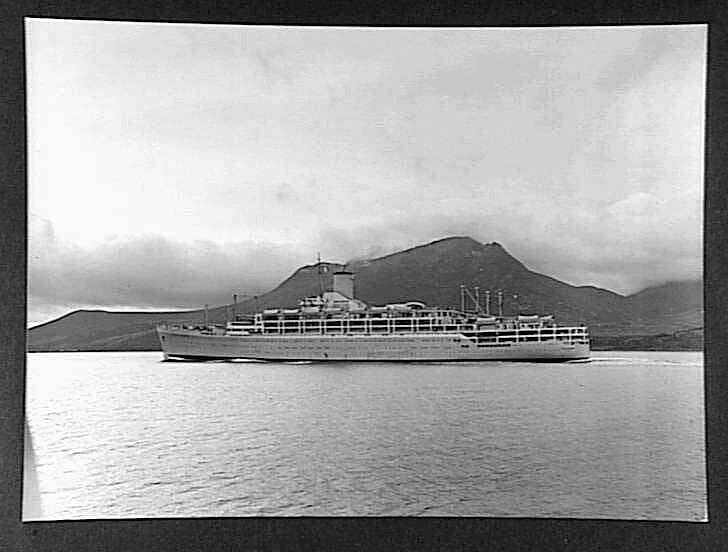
xmin=627 ymin=280 xmax=703 ymax=318
xmin=620 ymin=280 xmax=703 ymax=336
xmin=349 ymin=237 xmax=629 ymax=327
xmin=27 ymin=236 xmax=703 ymax=351
xmin=27 ymin=310 xmax=196 ymax=351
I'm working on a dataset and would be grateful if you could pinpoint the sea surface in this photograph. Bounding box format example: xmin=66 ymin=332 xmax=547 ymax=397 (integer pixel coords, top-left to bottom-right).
xmin=24 ymin=351 xmax=706 ymax=520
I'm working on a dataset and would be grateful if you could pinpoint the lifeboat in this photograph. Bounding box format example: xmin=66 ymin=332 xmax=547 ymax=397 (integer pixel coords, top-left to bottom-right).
xmin=476 ymin=316 xmax=497 ymax=324
xmin=518 ymin=315 xmax=539 ymax=322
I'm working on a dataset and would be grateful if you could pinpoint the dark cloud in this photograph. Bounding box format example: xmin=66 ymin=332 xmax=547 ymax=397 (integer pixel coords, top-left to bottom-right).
xmin=28 ymin=216 xmax=312 ymax=324
xmin=28 ymin=200 xmax=702 ymax=327
xmin=314 ymin=197 xmax=702 ymax=297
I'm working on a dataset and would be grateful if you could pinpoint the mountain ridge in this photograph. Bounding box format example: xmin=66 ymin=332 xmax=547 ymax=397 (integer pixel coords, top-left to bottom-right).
xmin=27 ymin=236 xmax=702 ymax=351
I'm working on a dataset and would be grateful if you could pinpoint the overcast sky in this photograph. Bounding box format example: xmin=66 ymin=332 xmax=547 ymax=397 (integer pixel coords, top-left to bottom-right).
xmin=26 ymin=20 xmax=706 ymax=326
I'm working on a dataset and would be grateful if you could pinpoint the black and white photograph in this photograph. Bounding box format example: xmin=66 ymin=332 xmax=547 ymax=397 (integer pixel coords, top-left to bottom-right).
xmin=24 ymin=19 xmax=706 ymax=521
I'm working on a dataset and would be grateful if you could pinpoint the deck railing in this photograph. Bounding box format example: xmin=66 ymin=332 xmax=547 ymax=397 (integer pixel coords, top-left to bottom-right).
xmin=159 ymin=319 xmax=589 ymax=344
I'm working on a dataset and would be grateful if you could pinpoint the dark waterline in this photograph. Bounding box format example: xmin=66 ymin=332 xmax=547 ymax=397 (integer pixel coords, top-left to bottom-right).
xmin=24 ymin=351 xmax=706 ymax=520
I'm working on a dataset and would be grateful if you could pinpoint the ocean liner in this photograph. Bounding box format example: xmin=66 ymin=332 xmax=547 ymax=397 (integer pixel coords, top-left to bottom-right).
xmin=157 ymin=270 xmax=590 ymax=361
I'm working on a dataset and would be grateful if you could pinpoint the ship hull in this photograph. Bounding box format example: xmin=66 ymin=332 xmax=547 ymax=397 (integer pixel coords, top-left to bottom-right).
xmin=157 ymin=328 xmax=589 ymax=362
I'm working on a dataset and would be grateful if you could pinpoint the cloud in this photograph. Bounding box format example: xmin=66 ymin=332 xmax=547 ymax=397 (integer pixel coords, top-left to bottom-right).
xmin=29 ymin=178 xmax=702 ymax=327
xmin=26 ymin=23 xmax=705 ymax=323
xmin=28 ymin=215 xmax=313 ymax=324
xmin=313 ymin=185 xmax=702 ymax=296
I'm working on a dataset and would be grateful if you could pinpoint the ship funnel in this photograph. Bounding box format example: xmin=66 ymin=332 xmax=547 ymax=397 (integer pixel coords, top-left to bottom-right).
xmin=333 ymin=271 xmax=355 ymax=298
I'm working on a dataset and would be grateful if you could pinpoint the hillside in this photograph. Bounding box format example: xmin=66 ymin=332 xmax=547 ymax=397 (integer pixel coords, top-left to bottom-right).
xmin=27 ymin=310 xmax=198 ymax=351
xmin=349 ymin=237 xmax=630 ymax=327
xmin=27 ymin=236 xmax=702 ymax=351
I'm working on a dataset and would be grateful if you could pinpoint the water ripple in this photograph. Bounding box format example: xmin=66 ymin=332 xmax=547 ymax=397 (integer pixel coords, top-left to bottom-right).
xmin=25 ymin=350 xmax=706 ymax=520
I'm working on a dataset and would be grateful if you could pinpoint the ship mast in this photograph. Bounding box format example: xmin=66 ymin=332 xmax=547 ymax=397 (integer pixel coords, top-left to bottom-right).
xmin=460 ymin=285 xmax=483 ymax=314
xmin=317 ymin=252 xmax=324 ymax=297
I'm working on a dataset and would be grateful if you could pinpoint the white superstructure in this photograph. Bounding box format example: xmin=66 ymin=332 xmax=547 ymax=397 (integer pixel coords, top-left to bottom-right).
xmin=157 ymin=270 xmax=590 ymax=362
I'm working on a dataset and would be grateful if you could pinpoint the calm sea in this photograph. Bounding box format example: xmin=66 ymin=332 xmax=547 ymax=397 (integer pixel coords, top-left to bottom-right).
xmin=23 ymin=351 xmax=706 ymax=520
